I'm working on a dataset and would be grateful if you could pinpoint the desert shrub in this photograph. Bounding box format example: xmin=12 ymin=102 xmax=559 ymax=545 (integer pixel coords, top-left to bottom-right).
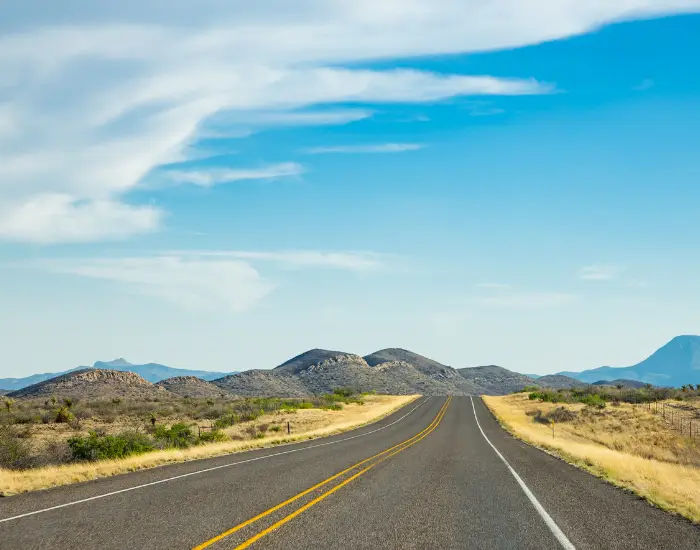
xmin=547 ymin=406 xmax=577 ymax=422
xmin=257 ymin=423 xmax=269 ymax=433
xmin=153 ymin=423 xmax=196 ymax=449
xmin=579 ymin=394 xmax=606 ymax=409
xmin=333 ymin=387 xmax=355 ymax=398
xmin=323 ymin=403 xmax=343 ymax=411
xmin=244 ymin=425 xmax=258 ymax=438
xmin=68 ymin=431 xmax=154 ymax=461
xmin=522 ymin=385 xmax=540 ymax=393
xmin=528 ymin=391 xmax=566 ymax=403
xmin=54 ymin=406 xmax=74 ymax=423
xmin=0 ymin=423 xmax=33 ymax=469
xmin=198 ymin=429 xmax=227 ymax=443
xmin=269 ymin=425 xmax=281 ymax=432
xmin=297 ymin=402 xmax=314 ymax=409
xmin=214 ymin=412 xmax=240 ymax=429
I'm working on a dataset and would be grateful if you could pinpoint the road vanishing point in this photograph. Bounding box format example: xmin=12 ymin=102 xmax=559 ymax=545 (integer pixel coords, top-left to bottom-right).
xmin=1 ymin=396 xmax=698 ymax=549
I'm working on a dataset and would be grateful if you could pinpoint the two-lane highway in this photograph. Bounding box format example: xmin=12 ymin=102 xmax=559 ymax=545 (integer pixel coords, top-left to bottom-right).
xmin=1 ymin=396 xmax=697 ymax=549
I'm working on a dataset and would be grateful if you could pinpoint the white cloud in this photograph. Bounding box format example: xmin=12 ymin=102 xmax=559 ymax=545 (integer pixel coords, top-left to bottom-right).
xmin=1 ymin=1 xmax=698 ymax=242
xmin=305 ymin=143 xmax=423 ymax=154
xmin=578 ymin=264 xmax=623 ymax=281
xmin=477 ymin=291 xmax=579 ymax=308
xmin=47 ymin=256 xmax=274 ymax=312
xmin=0 ymin=194 xmax=161 ymax=243
xmin=178 ymin=250 xmax=385 ymax=271
xmin=163 ymin=162 xmax=303 ymax=187
xmin=202 ymin=109 xmax=373 ymax=137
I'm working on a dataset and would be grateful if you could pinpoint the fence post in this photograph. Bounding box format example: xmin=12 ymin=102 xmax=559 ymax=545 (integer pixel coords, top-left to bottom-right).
xmin=287 ymin=421 xmax=290 ymax=435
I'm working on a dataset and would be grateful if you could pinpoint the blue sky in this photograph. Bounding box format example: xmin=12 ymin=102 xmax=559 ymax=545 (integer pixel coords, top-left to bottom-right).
xmin=1 ymin=4 xmax=699 ymax=377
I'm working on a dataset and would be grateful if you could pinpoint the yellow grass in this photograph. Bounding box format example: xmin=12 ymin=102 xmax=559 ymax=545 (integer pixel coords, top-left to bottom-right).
xmin=0 ymin=394 xmax=418 ymax=496
xmin=483 ymin=394 xmax=700 ymax=523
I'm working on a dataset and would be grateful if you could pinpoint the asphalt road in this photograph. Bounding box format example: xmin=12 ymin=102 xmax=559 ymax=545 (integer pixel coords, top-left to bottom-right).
xmin=1 ymin=396 xmax=697 ymax=549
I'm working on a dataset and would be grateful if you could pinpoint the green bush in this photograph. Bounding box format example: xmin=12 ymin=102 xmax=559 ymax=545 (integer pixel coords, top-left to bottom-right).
xmin=153 ymin=423 xmax=196 ymax=448
xmin=54 ymin=406 xmax=74 ymax=423
xmin=0 ymin=423 xmax=33 ymax=469
xmin=579 ymin=394 xmax=606 ymax=409
xmin=68 ymin=431 xmax=154 ymax=461
xmin=197 ymin=429 xmax=227 ymax=443
xmin=297 ymin=402 xmax=314 ymax=409
xmin=214 ymin=412 xmax=240 ymax=429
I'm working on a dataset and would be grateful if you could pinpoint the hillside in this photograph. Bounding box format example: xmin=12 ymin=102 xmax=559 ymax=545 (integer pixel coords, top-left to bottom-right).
xmin=591 ymin=379 xmax=647 ymax=389
xmin=213 ymin=370 xmax=310 ymax=397
xmin=558 ymin=335 xmax=700 ymax=387
xmin=535 ymin=374 xmax=585 ymax=389
xmin=7 ymin=369 xmax=174 ymax=400
xmin=0 ymin=358 xmax=236 ymax=390
xmin=155 ymin=376 xmax=231 ymax=398
xmin=458 ymin=365 xmax=536 ymax=395
xmin=216 ymin=349 xmax=480 ymax=396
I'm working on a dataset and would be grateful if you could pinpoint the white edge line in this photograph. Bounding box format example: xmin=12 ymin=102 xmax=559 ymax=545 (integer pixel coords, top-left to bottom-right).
xmin=470 ymin=396 xmax=576 ymax=550
xmin=0 ymin=396 xmax=430 ymax=524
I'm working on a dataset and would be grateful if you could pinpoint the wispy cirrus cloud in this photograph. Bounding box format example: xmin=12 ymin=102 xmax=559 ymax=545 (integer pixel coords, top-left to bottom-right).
xmin=578 ymin=264 xmax=623 ymax=281
xmin=304 ymin=143 xmax=424 ymax=154
xmin=2 ymin=1 xmax=697 ymax=242
xmin=177 ymin=250 xmax=386 ymax=271
xmin=162 ymin=162 xmax=303 ymax=187
xmin=46 ymin=256 xmax=274 ymax=312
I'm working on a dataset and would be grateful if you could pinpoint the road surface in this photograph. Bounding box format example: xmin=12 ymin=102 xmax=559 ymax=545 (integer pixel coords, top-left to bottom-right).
xmin=1 ymin=396 xmax=697 ymax=549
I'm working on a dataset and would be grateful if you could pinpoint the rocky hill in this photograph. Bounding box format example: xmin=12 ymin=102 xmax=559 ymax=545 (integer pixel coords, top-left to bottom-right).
xmin=213 ymin=349 xmax=480 ymax=397
xmin=213 ymin=370 xmax=310 ymax=397
xmin=458 ymin=365 xmax=536 ymax=395
xmin=0 ymin=358 xmax=236 ymax=391
xmin=7 ymin=369 xmax=175 ymax=400
xmin=156 ymin=376 xmax=231 ymax=398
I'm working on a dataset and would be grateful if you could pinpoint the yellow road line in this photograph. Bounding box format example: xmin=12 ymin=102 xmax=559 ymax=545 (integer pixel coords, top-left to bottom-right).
xmin=193 ymin=397 xmax=449 ymax=550
xmin=233 ymin=396 xmax=451 ymax=550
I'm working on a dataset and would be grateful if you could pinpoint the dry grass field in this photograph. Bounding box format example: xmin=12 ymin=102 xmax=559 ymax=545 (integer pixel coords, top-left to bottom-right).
xmin=0 ymin=394 xmax=417 ymax=496
xmin=483 ymin=393 xmax=700 ymax=523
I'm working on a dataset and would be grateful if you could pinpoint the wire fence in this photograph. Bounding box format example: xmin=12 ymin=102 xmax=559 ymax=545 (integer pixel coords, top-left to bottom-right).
xmin=637 ymin=400 xmax=700 ymax=439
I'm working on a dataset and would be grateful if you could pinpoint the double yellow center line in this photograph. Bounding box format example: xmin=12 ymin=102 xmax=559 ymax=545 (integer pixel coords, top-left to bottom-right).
xmin=193 ymin=396 xmax=451 ymax=550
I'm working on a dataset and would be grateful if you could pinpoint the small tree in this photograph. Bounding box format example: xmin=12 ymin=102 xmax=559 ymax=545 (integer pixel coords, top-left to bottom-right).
xmin=4 ymin=398 xmax=14 ymax=414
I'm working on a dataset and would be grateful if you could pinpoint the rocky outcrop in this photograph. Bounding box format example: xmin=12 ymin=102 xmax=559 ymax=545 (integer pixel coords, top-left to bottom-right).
xmin=8 ymin=369 xmax=174 ymax=399
xmin=156 ymin=376 xmax=231 ymax=398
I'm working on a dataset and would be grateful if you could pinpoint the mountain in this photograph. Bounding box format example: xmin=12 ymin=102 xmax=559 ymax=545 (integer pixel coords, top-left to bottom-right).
xmin=156 ymin=376 xmax=232 ymax=398
xmin=536 ymin=374 xmax=585 ymax=389
xmin=7 ymin=369 xmax=175 ymax=400
xmin=213 ymin=370 xmax=310 ymax=397
xmin=0 ymin=389 xmax=9 ymax=396
xmin=92 ymin=359 xmax=237 ymax=383
xmin=458 ymin=365 xmax=536 ymax=395
xmin=591 ymin=379 xmax=647 ymax=389
xmin=558 ymin=335 xmax=700 ymax=387
xmin=0 ymin=359 xmax=237 ymax=390
xmin=215 ymin=348 xmax=480 ymax=396
xmin=274 ymin=349 xmax=353 ymax=375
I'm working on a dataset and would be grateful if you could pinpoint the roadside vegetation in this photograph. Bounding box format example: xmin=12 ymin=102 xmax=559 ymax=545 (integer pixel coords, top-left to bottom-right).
xmin=0 ymin=392 xmax=415 ymax=495
xmin=483 ymin=388 xmax=700 ymax=523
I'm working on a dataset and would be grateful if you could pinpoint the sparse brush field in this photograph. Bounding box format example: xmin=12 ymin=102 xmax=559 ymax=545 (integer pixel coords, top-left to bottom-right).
xmin=483 ymin=389 xmax=700 ymax=523
xmin=0 ymin=391 xmax=417 ymax=495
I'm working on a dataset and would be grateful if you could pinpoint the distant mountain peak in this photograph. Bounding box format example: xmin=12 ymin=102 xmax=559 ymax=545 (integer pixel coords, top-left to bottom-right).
xmin=94 ymin=357 xmax=133 ymax=367
xmin=557 ymin=334 xmax=700 ymax=387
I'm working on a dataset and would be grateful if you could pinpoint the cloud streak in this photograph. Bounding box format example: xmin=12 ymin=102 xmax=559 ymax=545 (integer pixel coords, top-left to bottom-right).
xmin=578 ymin=264 xmax=623 ymax=281
xmin=305 ymin=143 xmax=423 ymax=154
xmin=163 ymin=162 xmax=303 ymax=187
